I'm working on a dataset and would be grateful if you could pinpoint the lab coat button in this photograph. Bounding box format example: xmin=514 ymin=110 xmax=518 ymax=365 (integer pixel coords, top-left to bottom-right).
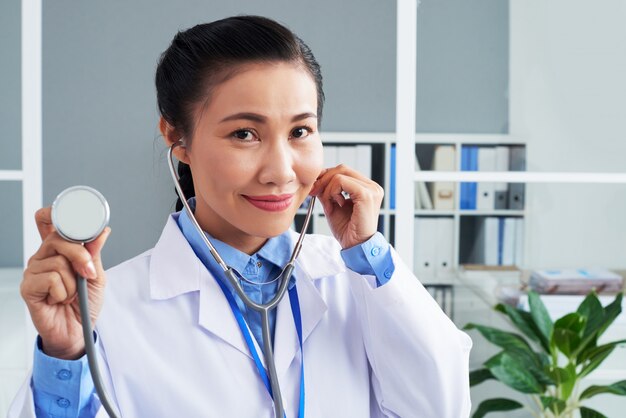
xmin=384 ymin=270 xmax=392 ymax=279
xmin=57 ymin=369 xmax=72 ymax=380
xmin=57 ymin=398 xmax=70 ymax=408
xmin=370 ymin=247 xmax=380 ymax=256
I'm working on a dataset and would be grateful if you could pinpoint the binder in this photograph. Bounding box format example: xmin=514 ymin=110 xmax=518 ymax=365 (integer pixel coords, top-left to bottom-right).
xmin=323 ymin=144 xmax=338 ymax=169
xmin=508 ymin=146 xmax=526 ymax=210
xmin=514 ymin=218 xmax=524 ymax=266
xmin=414 ymin=217 xmax=437 ymax=281
xmin=469 ymin=217 xmax=499 ymax=265
xmin=494 ymin=146 xmax=510 ymax=209
xmin=468 ymin=146 xmax=479 ymax=209
xmin=430 ymin=145 xmax=455 ymax=210
xmin=337 ymin=146 xmax=357 ymax=170
xmin=476 ymin=147 xmax=496 ymax=210
xmin=415 ymin=155 xmax=433 ymax=210
xmin=434 ymin=218 xmax=454 ymax=279
xmin=314 ymin=214 xmax=333 ymax=236
xmin=501 ymin=217 xmax=516 ymax=266
xmin=390 ymin=144 xmax=396 ymax=209
xmin=355 ymin=144 xmax=372 ymax=179
xmin=460 ymin=146 xmax=471 ymax=209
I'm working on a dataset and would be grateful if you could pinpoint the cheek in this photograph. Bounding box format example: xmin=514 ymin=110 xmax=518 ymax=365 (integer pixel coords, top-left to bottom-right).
xmin=296 ymin=143 xmax=324 ymax=185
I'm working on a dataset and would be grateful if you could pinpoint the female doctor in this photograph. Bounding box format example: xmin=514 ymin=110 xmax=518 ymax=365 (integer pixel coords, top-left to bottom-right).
xmin=11 ymin=15 xmax=472 ymax=418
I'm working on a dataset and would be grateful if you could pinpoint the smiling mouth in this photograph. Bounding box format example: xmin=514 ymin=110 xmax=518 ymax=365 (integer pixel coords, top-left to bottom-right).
xmin=242 ymin=194 xmax=294 ymax=212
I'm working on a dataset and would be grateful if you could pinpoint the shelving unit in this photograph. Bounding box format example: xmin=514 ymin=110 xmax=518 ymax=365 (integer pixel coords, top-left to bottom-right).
xmin=294 ymin=132 xmax=528 ymax=285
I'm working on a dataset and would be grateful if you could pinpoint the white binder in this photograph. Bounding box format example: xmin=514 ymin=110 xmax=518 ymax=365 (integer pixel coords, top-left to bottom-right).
xmin=355 ymin=144 xmax=372 ymax=179
xmin=414 ymin=217 xmax=437 ymax=281
xmin=434 ymin=218 xmax=454 ymax=280
xmin=501 ymin=217 xmax=516 ymax=266
xmin=430 ymin=145 xmax=455 ymax=210
xmin=476 ymin=147 xmax=496 ymax=210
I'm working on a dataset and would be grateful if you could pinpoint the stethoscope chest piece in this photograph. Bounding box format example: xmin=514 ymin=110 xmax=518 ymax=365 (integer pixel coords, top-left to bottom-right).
xmin=51 ymin=185 xmax=110 ymax=243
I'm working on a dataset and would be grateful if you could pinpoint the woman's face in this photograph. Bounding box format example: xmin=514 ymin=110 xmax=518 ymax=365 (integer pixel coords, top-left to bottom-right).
xmin=174 ymin=62 xmax=323 ymax=254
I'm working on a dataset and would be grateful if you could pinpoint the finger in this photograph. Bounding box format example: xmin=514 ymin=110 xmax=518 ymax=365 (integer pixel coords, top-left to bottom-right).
xmin=31 ymin=233 xmax=97 ymax=279
xmin=34 ymin=207 xmax=55 ymax=241
xmin=310 ymin=164 xmax=372 ymax=196
xmin=84 ymin=227 xmax=111 ymax=277
xmin=21 ymin=271 xmax=68 ymax=305
xmin=28 ymin=255 xmax=77 ymax=302
xmin=321 ymin=174 xmax=372 ymax=207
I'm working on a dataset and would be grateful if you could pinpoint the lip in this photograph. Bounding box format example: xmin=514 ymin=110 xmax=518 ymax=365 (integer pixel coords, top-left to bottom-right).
xmin=243 ymin=194 xmax=294 ymax=212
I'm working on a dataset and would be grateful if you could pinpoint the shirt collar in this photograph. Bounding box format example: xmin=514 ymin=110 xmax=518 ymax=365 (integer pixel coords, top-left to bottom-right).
xmin=176 ymin=197 xmax=294 ymax=274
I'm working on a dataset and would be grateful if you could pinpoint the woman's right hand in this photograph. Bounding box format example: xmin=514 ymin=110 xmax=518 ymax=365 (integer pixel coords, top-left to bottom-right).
xmin=20 ymin=207 xmax=111 ymax=360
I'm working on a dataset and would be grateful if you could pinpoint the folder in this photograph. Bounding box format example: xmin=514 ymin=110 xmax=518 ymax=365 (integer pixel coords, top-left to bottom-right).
xmin=494 ymin=146 xmax=510 ymax=209
xmin=435 ymin=217 xmax=454 ymax=279
xmin=429 ymin=145 xmax=455 ymax=210
xmin=508 ymin=146 xmax=526 ymax=210
xmin=501 ymin=217 xmax=516 ymax=266
xmin=355 ymin=144 xmax=372 ymax=179
xmin=415 ymin=155 xmax=433 ymax=210
xmin=467 ymin=146 xmax=479 ymax=209
xmin=414 ymin=217 xmax=437 ymax=281
xmin=476 ymin=147 xmax=496 ymax=210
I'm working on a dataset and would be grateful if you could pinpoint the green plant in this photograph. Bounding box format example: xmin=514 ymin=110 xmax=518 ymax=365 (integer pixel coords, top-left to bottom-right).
xmin=465 ymin=291 xmax=626 ymax=418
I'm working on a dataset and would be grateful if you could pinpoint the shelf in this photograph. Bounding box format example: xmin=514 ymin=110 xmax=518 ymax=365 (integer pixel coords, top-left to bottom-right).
xmin=459 ymin=210 xmax=525 ymax=217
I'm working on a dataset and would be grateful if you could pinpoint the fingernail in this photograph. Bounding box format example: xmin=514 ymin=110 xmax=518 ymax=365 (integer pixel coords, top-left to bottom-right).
xmin=85 ymin=261 xmax=97 ymax=278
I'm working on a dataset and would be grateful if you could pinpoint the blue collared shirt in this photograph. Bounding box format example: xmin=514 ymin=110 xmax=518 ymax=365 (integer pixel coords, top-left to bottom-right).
xmin=30 ymin=198 xmax=395 ymax=417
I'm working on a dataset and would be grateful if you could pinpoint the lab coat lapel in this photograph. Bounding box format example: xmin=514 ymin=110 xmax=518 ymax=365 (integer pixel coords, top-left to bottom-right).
xmin=149 ymin=215 xmax=253 ymax=360
xmin=273 ymin=273 xmax=328 ymax=380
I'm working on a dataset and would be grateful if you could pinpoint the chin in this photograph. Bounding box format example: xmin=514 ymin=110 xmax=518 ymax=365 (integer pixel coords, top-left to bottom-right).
xmin=244 ymin=218 xmax=294 ymax=239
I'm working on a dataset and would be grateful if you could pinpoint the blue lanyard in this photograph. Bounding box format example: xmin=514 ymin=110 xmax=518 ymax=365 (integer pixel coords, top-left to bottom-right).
xmin=213 ymin=274 xmax=305 ymax=418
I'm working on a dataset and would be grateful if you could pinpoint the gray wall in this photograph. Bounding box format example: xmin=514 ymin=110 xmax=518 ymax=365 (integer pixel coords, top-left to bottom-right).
xmin=1 ymin=0 xmax=508 ymax=267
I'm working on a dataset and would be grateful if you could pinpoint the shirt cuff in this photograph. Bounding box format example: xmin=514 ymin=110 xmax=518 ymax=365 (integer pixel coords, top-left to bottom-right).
xmin=32 ymin=335 xmax=96 ymax=417
xmin=340 ymin=232 xmax=395 ymax=287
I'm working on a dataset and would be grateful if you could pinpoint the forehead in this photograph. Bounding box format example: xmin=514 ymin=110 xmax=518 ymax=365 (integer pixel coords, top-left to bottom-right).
xmin=205 ymin=62 xmax=318 ymax=116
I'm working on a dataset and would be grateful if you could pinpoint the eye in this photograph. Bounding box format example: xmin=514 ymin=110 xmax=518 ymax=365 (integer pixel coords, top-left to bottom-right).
xmin=290 ymin=126 xmax=313 ymax=140
xmin=231 ymin=129 xmax=257 ymax=142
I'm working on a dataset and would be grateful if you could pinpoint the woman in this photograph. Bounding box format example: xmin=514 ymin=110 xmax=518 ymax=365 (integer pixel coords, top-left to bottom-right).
xmin=10 ymin=15 xmax=471 ymax=418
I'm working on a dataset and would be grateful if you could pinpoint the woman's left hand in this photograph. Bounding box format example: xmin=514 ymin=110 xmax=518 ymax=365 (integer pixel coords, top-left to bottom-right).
xmin=308 ymin=164 xmax=384 ymax=249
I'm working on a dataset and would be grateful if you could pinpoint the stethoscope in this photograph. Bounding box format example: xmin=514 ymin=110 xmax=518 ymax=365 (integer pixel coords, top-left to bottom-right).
xmin=166 ymin=141 xmax=315 ymax=418
xmin=49 ymin=141 xmax=315 ymax=418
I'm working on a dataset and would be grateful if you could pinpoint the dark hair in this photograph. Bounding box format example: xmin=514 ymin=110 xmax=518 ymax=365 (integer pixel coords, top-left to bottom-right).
xmin=155 ymin=15 xmax=325 ymax=211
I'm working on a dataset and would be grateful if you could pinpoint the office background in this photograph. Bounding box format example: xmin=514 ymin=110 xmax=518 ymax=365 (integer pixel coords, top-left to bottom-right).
xmin=2 ymin=0 xmax=625 ymax=416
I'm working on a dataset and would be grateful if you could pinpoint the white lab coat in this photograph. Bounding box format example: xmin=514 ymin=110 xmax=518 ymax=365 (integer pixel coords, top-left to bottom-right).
xmin=10 ymin=215 xmax=472 ymax=418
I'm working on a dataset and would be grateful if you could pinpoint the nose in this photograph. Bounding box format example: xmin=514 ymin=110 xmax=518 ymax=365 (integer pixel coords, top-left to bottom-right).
xmin=257 ymin=139 xmax=297 ymax=186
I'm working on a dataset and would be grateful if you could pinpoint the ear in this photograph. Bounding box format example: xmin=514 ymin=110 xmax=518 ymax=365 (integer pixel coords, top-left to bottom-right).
xmin=159 ymin=116 xmax=190 ymax=164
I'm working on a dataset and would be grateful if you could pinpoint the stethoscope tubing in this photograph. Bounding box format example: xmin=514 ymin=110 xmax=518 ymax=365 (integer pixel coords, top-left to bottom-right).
xmin=167 ymin=142 xmax=315 ymax=418
xmin=77 ymin=276 xmax=121 ymax=418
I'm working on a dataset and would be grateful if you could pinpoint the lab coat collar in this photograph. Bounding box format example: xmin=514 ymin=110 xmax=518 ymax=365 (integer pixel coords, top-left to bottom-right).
xmin=149 ymin=215 xmax=340 ymax=370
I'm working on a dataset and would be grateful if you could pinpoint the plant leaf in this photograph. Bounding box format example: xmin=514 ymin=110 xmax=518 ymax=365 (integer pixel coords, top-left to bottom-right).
xmin=561 ymin=363 xmax=577 ymax=400
xmin=597 ymin=293 xmax=623 ymax=338
xmin=579 ymin=380 xmax=626 ymax=400
xmin=495 ymin=303 xmax=548 ymax=351
xmin=529 ymin=291 xmax=553 ymax=346
xmin=580 ymin=406 xmax=608 ymax=418
xmin=552 ymin=328 xmax=580 ymax=358
xmin=472 ymin=398 xmax=523 ymax=418
xmin=578 ymin=340 xmax=626 ymax=378
xmin=577 ymin=291 xmax=604 ymax=342
xmin=540 ymin=396 xmax=566 ymax=414
xmin=470 ymin=368 xmax=494 ymax=386
xmin=544 ymin=364 xmax=575 ymax=397
xmin=484 ymin=351 xmax=544 ymax=394
xmin=464 ymin=324 xmax=536 ymax=358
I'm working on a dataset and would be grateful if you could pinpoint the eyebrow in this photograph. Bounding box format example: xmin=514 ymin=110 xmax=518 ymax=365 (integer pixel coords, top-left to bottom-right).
xmin=219 ymin=112 xmax=317 ymax=124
